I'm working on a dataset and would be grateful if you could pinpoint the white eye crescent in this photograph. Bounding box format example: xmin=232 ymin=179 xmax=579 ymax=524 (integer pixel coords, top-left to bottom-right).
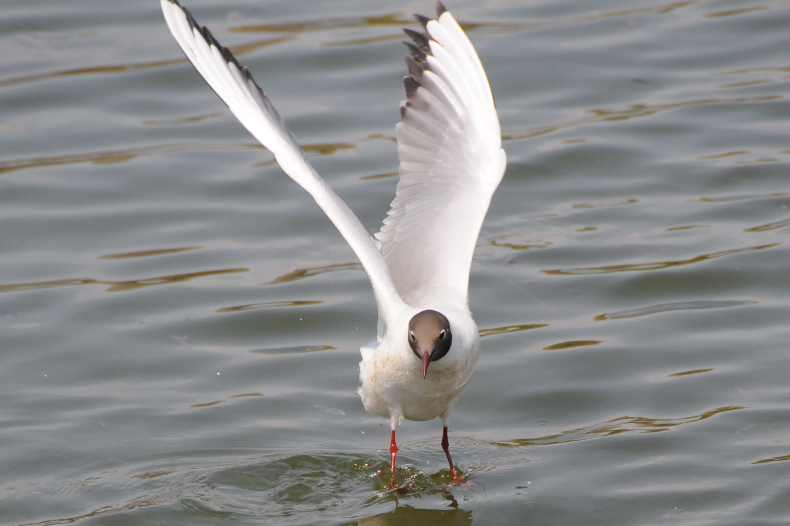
xmin=439 ymin=330 xmax=446 ymax=339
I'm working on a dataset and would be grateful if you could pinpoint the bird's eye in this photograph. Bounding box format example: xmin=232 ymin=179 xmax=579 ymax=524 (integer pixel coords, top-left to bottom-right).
xmin=439 ymin=330 xmax=446 ymax=339
xmin=409 ymin=331 xmax=416 ymax=341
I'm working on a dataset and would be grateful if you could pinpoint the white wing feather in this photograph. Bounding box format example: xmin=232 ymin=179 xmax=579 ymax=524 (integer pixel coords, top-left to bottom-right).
xmin=376 ymin=6 xmax=506 ymax=308
xmin=160 ymin=0 xmax=405 ymax=321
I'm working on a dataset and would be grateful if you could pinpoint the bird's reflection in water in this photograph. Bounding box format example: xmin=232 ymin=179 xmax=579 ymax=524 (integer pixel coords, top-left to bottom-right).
xmin=352 ymin=505 xmax=473 ymax=526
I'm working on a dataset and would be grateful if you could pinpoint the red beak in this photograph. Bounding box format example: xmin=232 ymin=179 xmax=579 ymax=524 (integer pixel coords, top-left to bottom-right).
xmin=422 ymin=351 xmax=430 ymax=379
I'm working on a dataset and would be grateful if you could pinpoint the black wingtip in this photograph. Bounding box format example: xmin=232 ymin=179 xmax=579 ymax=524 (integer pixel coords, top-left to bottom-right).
xmin=403 ymin=27 xmax=430 ymax=53
xmin=414 ymin=14 xmax=431 ymax=29
xmin=404 ymin=56 xmax=426 ymax=79
xmin=436 ymin=2 xmax=447 ymax=17
xmin=403 ymin=41 xmax=427 ymax=62
xmin=178 ymin=3 xmax=199 ymax=32
xmin=197 ymin=23 xmax=237 ymax=70
xmin=404 ymin=76 xmax=419 ymax=97
xmin=168 ymin=0 xmax=236 ymax=71
xmin=167 ymin=0 xmax=270 ymax=112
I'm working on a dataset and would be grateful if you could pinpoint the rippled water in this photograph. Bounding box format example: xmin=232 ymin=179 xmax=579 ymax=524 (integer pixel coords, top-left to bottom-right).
xmin=3 ymin=0 xmax=790 ymax=524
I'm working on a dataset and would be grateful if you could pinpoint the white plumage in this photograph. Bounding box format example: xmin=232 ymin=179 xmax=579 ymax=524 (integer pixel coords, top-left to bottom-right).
xmin=160 ymin=0 xmax=506 ymax=486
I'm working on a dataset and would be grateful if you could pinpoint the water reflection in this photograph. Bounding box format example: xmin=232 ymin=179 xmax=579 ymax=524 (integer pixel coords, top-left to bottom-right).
xmin=0 ymin=268 xmax=247 ymax=294
xmin=697 ymin=192 xmax=788 ymax=202
xmin=699 ymin=150 xmax=750 ymax=159
xmin=0 ymin=58 xmax=182 ymax=89
xmin=364 ymin=133 xmax=397 ymax=143
xmin=486 ymin=235 xmax=552 ymax=251
xmin=132 ymin=470 xmax=175 ymax=480
xmin=99 ymin=246 xmax=201 ymax=259
xmin=716 ymin=66 xmax=790 ymax=75
xmin=0 ymin=144 xmax=181 ymax=175
xmin=251 ymin=345 xmax=335 ymax=355
xmin=191 ymin=400 xmax=224 ymax=408
xmin=543 ymin=340 xmax=601 ymax=351
xmin=666 ymin=225 xmax=709 ymax=231
xmin=0 ymin=143 xmax=242 ymax=176
xmin=753 ymin=453 xmax=790 ymax=465
xmin=230 ymin=0 xmax=701 ymax=42
xmin=504 ymin=95 xmax=780 ymax=141
xmin=479 ymin=323 xmax=548 ymax=338
xmin=217 ymin=300 xmax=322 ymax=313
xmin=718 ymin=79 xmax=774 ymax=89
xmin=735 ymin=157 xmax=780 ymax=164
xmin=249 ymin=142 xmax=355 ymax=169
xmin=191 ymin=393 xmax=263 ymax=408
xmin=705 ymin=7 xmax=767 ymax=18
xmin=745 ymin=218 xmax=790 ymax=232
xmin=544 ymin=243 xmax=778 ymax=275
xmin=232 ymin=10 xmax=509 ymax=48
xmin=230 ymin=13 xmax=413 ymax=34
xmin=595 ymin=299 xmax=755 ymax=320
xmin=0 ymin=140 xmax=358 ymax=177
xmin=360 ymin=172 xmax=398 ymax=181
xmin=0 ymin=37 xmax=292 ymax=88
xmin=266 ymin=262 xmax=362 ymax=285
xmin=13 ymin=499 xmax=164 ymax=526
xmin=302 ymin=143 xmax=355 ymax=155
xmin=571 ymin=198 xmax=637 ymax=209
xmin=142 ymin=113 xmax=224 ymax=126
xmin=494 ymin=406 xmax=744 ymax=448
xmin=351 ymin=506 xmax=473 ymax=526
xmin=668 ymin=368 xmax=713 ymax=378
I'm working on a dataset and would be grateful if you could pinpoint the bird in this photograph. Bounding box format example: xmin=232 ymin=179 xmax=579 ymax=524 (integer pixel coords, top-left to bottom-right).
xmin=160 ymin=0 xmax=506 ymax=488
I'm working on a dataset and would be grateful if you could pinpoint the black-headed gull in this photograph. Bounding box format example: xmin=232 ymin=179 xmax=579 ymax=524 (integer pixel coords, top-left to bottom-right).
xmin=160 ymin=0 xmax=506 ymax=486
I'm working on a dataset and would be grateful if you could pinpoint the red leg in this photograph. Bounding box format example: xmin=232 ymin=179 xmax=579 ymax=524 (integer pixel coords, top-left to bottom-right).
xmin=441 ymin=425 xmax=458 ymax=480
xmin=389 ymin=429 xmax=398 ymax=489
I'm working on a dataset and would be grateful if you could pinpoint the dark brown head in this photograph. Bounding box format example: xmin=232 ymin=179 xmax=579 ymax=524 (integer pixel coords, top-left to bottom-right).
xmin=408 ymin=309 xmax=452 ymax=379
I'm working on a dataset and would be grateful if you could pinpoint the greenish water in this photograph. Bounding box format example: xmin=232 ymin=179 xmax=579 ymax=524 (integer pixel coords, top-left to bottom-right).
xmin=2 ymin=0 xmax=790 ymax=524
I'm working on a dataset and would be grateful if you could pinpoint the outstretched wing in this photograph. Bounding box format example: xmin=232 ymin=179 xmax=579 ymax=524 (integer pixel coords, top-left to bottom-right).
xmin=160 ymin=0 xmax=404 ymax=319
xmin=376 ymin=4 xmax=507 ymax=309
